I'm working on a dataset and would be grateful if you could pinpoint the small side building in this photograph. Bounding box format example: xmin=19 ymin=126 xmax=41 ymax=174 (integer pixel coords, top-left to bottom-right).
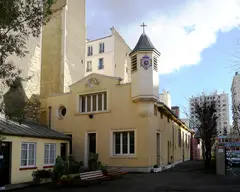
xmin=0 ymin=116 xmax=71 ymax=185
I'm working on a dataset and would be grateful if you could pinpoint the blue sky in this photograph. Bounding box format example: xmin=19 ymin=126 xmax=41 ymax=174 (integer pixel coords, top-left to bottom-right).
xmin=86 ymin=0 xmax=240 ymax=121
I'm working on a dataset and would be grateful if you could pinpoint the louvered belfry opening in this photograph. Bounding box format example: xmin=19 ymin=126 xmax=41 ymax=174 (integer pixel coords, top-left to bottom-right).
xmin=131 ymin=55 xmax=137 ymax=73
xmin=153 ymin=56 xmax=158 ymax=72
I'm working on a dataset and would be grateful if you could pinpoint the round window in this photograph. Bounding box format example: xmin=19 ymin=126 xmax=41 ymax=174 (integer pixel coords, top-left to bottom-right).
xmin=59 ymin=106 xmax=67 ymax=117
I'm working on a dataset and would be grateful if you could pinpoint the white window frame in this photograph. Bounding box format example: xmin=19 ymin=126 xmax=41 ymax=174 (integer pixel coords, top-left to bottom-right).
xmin=99 ymin=42 xmax=105 ymax=53
xmin=44 ymin=143 xmax=56 ymax=166
xmin=86 ymin=61 xmax=92 ymax=71
xmin=20 ymin=142 xmax=36 ymax=168
xmin=88 ymin=46 xmax=93 ymax=56
xmin=79 ymin=92 xmax=107 ymax=113
xmin=112 ymin=130 xmax=136 ymax=156
xmin=98 ymin=58 xmax=104 ymax=69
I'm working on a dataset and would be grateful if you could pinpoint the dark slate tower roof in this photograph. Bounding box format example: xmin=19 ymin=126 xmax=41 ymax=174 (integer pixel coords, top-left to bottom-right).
xmin=130 ymin=32 xmax=161 ymax=56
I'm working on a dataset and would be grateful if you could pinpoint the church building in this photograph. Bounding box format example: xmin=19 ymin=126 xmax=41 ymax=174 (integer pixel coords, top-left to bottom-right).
xmin=40 ymin=25 xmax=193 ymax=172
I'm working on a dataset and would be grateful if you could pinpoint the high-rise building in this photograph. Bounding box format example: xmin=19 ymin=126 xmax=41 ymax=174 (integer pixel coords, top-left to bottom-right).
xmin=189 ymin=92 xmax=230 ymax=135
xmin=231 ymin=72 xmax=240 ymax=134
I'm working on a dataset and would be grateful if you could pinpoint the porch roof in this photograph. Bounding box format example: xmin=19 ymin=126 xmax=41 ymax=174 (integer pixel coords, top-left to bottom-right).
xmin=0 ymin=115 xmax=71 ymax=140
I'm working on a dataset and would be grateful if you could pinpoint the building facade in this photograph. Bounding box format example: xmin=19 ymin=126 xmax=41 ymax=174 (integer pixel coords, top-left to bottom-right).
xmin=41 ymin=0 xmax=86 ymax=97
xmin=231 ymin=72 xmax=240 ymax=134
xmin=85 ymin=27 xmax=131 ymax=83
xmin=2 ymin=0 xmax=86 ymax=99
xmin=189 ymin=92 xmax=230 ymax=135
xmin=40 ymin=29 xmax=192 ymax=172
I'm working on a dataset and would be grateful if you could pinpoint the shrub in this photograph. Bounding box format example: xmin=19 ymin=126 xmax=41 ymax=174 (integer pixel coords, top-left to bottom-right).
xmin=32 ymin=169 xmax=52 ymax=184
xmin=88 ymin=153 xmax=99 ymax=171
xmin=52 ymin=156 xmax=65 ymax=181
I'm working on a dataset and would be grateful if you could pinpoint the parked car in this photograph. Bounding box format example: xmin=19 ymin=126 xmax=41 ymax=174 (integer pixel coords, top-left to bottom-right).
xmin=231 ymin=154 xmax=240 ymax=166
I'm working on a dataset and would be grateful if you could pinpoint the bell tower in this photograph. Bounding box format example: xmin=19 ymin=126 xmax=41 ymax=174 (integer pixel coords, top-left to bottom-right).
xmin=130 ymin=23 xmax=161 ymax=116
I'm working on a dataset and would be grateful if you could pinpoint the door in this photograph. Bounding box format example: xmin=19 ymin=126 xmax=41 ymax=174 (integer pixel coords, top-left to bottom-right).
xmin=0 ymin=142 xmax=11 ymax=186
xmin=156 ymin=133 xmax=160 ymax=165
xmin=60 ymin=143 xmax=67 ymax=160
xmin=88 ymin=133 xmax=96 ymax=154
xmin=167 ymin=141 xmax=171 ymax=164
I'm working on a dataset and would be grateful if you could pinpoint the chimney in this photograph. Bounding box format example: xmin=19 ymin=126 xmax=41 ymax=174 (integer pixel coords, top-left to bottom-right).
xmin=171 ymin=106 xmax=180 ymax=118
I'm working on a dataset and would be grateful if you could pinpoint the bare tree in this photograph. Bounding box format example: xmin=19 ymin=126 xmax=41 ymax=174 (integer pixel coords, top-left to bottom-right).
xmin=231 ymin=103 xmax=240 ymax=136
xmin=183 ymin=95 xmax=218 ymax=169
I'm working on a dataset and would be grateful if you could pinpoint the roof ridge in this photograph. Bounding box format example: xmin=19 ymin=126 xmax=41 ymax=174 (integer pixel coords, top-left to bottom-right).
xmin=130 ymin=32 xmax=160 ymax=56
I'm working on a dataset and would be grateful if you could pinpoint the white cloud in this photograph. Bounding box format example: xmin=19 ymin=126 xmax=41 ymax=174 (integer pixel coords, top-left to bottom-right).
xmin=119 ymin=0 xmax=240 ymax=74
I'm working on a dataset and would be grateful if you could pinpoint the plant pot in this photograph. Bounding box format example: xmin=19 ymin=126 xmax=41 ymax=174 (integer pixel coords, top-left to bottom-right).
xmin=40 ymin=178 xmax=52 ymax=184
xmin=153 ymin=167 xmax=162 ymax=173
xmin=33 ymin=177 xmax=41 ymax=185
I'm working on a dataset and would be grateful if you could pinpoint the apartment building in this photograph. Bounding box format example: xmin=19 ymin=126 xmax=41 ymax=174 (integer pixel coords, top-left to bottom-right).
xmin=85 ymin=27 xmax=131 ymax=83
xmin=189 ymin=92 xmax=230 ymax=135
xmin=231 ymin=72 xmax=240 ymax=133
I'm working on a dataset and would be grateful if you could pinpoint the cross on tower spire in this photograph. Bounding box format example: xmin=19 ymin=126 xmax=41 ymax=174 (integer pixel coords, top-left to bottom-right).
xmin=140 ymin=22 xmax=147 ymax=33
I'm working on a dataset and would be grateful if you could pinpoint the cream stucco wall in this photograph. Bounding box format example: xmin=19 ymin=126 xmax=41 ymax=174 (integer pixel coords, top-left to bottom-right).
xmin=150 ymin=109 xmax=191 ymax=168
xmin=41 ymin=0 xmax=86 ymax=97
xmin=40 ymin=73 xmax=192 ymax=172
xmin=4 ymin=135 xmax=69 ymax=184
xmin=112 ymin=28 xmax=132 ymax=83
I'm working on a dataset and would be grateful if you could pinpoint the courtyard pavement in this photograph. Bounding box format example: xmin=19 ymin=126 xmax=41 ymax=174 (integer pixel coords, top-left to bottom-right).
xmin=15 ymin=160 xmax=240 ymax=192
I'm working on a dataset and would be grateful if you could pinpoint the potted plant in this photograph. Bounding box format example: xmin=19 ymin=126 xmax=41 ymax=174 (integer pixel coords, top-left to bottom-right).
xmin=88 ymin=152 xmax=99 ymax=171
xmin=152 ymin=164 xmax=161 ymax=173
xmin=98 ymin=161 xmax=108 ymax=176
xmin=52 ymin=156 xmax=65 ymax=182
xmin=32 ymin=169 xmax=52 ymax=184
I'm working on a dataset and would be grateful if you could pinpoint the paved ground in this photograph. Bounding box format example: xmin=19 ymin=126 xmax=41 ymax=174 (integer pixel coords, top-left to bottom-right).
xmin=15 ymin=161 xmax=240 ymax=192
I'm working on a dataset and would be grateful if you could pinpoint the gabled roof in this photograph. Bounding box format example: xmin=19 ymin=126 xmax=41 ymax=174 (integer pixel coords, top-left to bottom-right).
xmin=69 ymin=73 xmax=122 ymax=88
xmin=129 ymin=32 xmax=161 ymax=56
xmin=156 ymin=102 xmax=194 ymax=133
xmin=0 ymin=115 xmax=71 ymax=140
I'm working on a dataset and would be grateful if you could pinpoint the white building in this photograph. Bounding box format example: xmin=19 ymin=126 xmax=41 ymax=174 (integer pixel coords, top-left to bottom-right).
xmin=85 ymin=27 xmax=131 ymax=83
xmin=189 ymin=92 xmax=230 ymax=136
xmin=231 ymin=72 xmax=240 ymax=133
xmin=159 ymin=90 xmax=171 ymax=108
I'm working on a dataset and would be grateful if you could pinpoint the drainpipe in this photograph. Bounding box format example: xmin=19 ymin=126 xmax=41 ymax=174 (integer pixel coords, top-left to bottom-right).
xmin=48 ymin=106 xmax=52 ymax=129
xmin=172 ymin=123 xmax=175 ymax=165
